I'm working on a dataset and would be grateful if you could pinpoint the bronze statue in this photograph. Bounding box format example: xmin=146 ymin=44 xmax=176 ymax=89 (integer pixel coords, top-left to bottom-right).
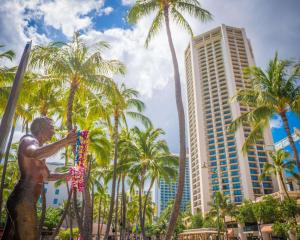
xmin=2 ymin=117 xmax=77 ymax=240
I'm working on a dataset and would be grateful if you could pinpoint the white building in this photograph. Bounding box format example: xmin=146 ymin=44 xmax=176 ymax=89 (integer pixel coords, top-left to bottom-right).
xmin=185 ymin=24 xmax=278 ymax=214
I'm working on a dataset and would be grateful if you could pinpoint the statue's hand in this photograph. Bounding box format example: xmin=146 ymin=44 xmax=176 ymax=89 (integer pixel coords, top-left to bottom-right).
xmin=65 ymin=128 xmax=77 ymax=145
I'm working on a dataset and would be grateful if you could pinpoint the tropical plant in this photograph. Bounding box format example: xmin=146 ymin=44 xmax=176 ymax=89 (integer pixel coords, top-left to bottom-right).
xmin=104 ymin=83 xmax=151 ymax=240
xmin=229 ymin=53 xmax=300 ymax=170
xmin=128 ymin=1 xmax=212 ymax=238
xmin=129 ymin=126 xmax=178 ymax=239
xmin=260 ymin=149 xmax=298 ymax=200
xmin=208 ymin=191 xmax=235 ymax=240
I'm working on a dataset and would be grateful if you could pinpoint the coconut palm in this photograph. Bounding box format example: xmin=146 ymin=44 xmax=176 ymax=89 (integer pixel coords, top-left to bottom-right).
xmin=128 ymin=2 xmax=212 ymax=238
xmin=104 ymin=83 xmax=151 ymax=240
xmin=208 ymin=191 xmax=235 ymax=240
xmin=129 ymin=126 xmax=178 ymax=239
xmin=0 ymin=45 xmax=15 ymax=82
xmin=229 ymin=53 xmax=300 ymax=170
xmin=30 ymin=32 xmax=125 ymax=132
xmin=260 ymin=150 xmax=298 ymax=200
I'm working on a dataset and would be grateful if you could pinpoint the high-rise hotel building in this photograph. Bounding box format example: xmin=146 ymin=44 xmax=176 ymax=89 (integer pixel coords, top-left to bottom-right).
xmin=185 ymin=25 xmax=278 ymax=214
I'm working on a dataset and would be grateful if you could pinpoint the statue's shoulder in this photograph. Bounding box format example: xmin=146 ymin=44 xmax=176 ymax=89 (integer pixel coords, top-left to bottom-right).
xmin=19 ymin=134 xmax=39 ymax=146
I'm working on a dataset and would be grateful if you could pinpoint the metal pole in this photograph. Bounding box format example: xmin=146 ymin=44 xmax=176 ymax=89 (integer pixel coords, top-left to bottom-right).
xmin=0 ymin=41 xmax=32 ymax=162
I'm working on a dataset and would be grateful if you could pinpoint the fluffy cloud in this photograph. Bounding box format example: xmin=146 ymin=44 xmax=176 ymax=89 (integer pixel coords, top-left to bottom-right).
xmin=38 ymin=0 xmax=105 ymax=37
xmin=121 ymin=0 xmax=135 ymax=6
xmin=100 ymin=6 xmax=114 ymax=16
xmin=270 ymin=116 xmax=283 ymax=129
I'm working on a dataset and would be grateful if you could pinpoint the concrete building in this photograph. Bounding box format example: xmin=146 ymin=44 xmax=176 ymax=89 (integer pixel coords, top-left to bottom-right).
xmin=153 ymin=156 xmax=191 ymax=216
xmin=185 ymin=24 xmax=278 ymax=214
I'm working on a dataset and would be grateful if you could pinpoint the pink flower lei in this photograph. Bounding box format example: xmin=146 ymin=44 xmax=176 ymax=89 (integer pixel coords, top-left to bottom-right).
xmin=68 ymin=130 xmax=89 ymax=192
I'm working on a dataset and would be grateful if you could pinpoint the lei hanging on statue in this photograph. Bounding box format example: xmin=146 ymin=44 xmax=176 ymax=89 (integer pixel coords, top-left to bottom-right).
xmin=68 ymin=130 xmax=89 ymax=192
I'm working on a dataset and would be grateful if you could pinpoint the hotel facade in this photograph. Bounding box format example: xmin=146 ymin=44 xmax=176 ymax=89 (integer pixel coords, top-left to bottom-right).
xmin=185 ymin=25 xmax=278 ymax=214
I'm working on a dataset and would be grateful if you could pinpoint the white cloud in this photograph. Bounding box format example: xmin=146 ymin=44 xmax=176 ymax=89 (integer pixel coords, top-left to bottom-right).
xmin=270 ymin=116 xmax=283 ymax=129
xmin=100 ymin=6 xmax=114 ymax=16
xmin=38 ymin=0 xmax=105 ymax=37
xmin=121 ymin=0 xmax=135 ymax=6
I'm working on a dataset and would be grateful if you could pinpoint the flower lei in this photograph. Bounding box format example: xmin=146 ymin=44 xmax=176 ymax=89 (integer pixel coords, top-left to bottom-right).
xmin=68 ymin=130 xmax=89 ymax=192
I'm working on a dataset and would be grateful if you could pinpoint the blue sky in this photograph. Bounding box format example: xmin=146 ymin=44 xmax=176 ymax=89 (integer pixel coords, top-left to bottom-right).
xmin=0 ymin=0 xmax=300 ymax=152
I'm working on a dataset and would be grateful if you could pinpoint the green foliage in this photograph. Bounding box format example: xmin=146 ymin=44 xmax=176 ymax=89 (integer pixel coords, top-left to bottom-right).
xmin=58 ymin=227 xmax=79 ymax=240
xmin=190 ymin=212 xmax=203 ymax=229
xmin=148 ymin=202 xmax=185 ymax=239
xmin=202 ymin=215 xmax=217 ymax=228
xmin=38 ymin=207 xmax=62 ymax=230
xmin=252 ymin=195 xmax=280 ymax=224
xmin=236 ymin=200 xmax=256 ymax=224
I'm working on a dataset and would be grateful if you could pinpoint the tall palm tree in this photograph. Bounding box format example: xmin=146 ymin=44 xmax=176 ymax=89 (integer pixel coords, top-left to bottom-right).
xmin=208 ymin=191 xmax=235 ymax=240
xmin=30 ymin=32 xmax=125 ymax=132
xmin=129 ymin=126 xmax=178 ymax=239
xmin=260 ymin=150 xmax=298 ymax=200
xmin=229 ymin=53 xmax=300 ymax=169
xmin=104 ymin=83 xmax=151 ymax=240
xmin=128 ymin=2 xmax=212 ymax=238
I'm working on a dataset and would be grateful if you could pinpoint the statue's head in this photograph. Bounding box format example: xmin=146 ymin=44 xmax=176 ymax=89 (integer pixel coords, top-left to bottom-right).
xmin=30 ymin=117 xmax=55 ymax=142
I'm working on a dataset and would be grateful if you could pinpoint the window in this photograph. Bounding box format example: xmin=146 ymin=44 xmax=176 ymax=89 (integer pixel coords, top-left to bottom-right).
xmin=248 ymin=157 xmax=256 ymax=162
xmin=210 ymin=162 xmax=217 ymax=166
xmin=55 ymin=189 xmax=59 ymax=195
xmin=212 ymin=174 xmax=218 ymax=179
xmin=209 ymin=156 xmax=217 ymax=161
xmin=229 ymin=153 xmax=236 ymax=158
xmin=230 ymin=159 xmax=238 ymax=164
xmin=220 ymin=154 xmax=226 ymax=159
xmin=252 ymin=182 xmax=260 ymax=187
xmin=249 ymin=163 xmax=257 ymax=168
xmin=222 ymin=185 xmax=230 ymax=190
xmin=234 ymin=190 xmax=242 ymax=195
xmin=233 ymin=183 xmax=240 ymax=189
xmin=221 ymin=166 xmax=227 ymax=171
xmin=212 ymin=185 xmax=219 ymax=191
xmin=220 ymin=161 xmax=226 ymax=165
xmin=224 ymin=191 xmax=230 ymax=195
xmin=232 ymin=177 xmax=240 ymax=182
xmin=263 ymin=183 xmax=272 ymax=188
xmin=230 ymin=165 xmax=238 ymax=170
xmin=250 ymin=169 xmax=258 ymax=174
xmin=231 ymin=171 xmax=239 ymax=176
xmin=234 ymin=196 xmax=243 ymax=202
xmin=222 ymin=178 xmax=229 ymax=183
xmin=251 ymin=176 xmax=258 ymax=181
xmin=53 ymin=198 xmax=58 ymax=205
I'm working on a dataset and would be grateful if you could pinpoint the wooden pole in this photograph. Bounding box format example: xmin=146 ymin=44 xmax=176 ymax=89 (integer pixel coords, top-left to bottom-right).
xmin=0 ymin=41 xmax=31 ymax=162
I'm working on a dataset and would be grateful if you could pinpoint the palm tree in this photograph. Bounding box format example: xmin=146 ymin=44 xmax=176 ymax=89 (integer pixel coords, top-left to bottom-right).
xmin=30 ymin=32 xmax=125 ymax=132
xmin=229 ymin=53 xmax=300 ymax=169
xmin=129 ymin=126 xmax=178 ymax=239
xmin=0 ymin=45 xmax=15 ymax=81
xmin=128 ymin=2 xmax=212 ymax=238
xmin=260 ymin=149 xmax=298 ymax=200
xmin=104 ymin=83 xmax=151 ymax=240
xmin=208 ymin=191 xmax=235 ymax=240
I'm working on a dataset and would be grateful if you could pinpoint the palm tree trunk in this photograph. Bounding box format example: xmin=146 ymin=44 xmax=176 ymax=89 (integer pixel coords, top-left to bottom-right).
xmin=280 ymin=112 xmax=300 ymax=172
xmin=67 ymin=81 xmax=77 ymax=132
xmin=91 ymin=185 xmax=95 ymax=236
xmin=121 ymin=175 xmax=126 ymax=240
xmin=83 ymin=156 xmax=93 ymax=239
xmin=163 ymin=6 xmax=187 ymax=240
xmin=278 ymin=172 xmax=290 ymax=200
xmin=39 ymin=183 xmax=47 ymax=239
xmin=139 ymin=174 xmax=146 ymax=240
xmin=97 ymin=197 xmax=102 ymax=240
xmin=50 ymin=189 xmax=73 ymax=240
xmin=115 ymin=176 xmax=121 ymax=239
xmin=73 ymin=190 xmax=84 ymax=235
xmin=104 ymin=114 xmax=119 ymax=240
xmin=0 ymin=124 xmax=15 ymax=225
xmin=142 ymin=177 xmax=155 ymax=232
